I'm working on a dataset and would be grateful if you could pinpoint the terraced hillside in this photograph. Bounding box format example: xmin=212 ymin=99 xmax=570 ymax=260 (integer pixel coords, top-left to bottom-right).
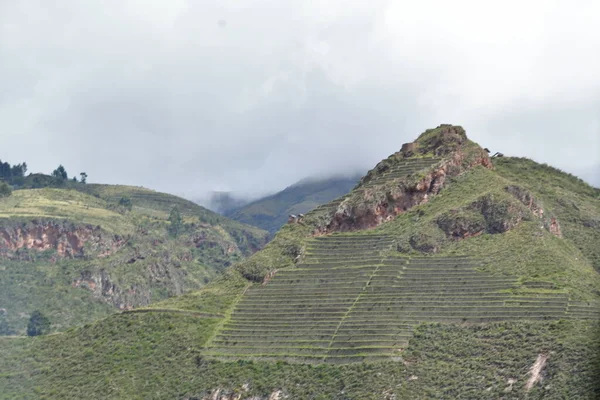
xmin=357 ymin=157 xmax=440 ymax=189
xmin=207 ymin=235 xmax=598 ymax=363
xmin=1 ymin=125 xmax=599 ymax=399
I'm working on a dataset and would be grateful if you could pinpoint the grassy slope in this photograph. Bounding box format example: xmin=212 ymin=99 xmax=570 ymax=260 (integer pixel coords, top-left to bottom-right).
xmin=1 ymin=288 xmax=597 ymax=399
xmin=1 ymin=130 xmax=599 ymax=398
xmin=226 ymin=175 xmax=361 ymax=234
xmin=0 ymin=187 xmax=268 ymax=334
xmin=78 ymin=184 xmax=267 ymax=240
xmin=0 ymin=188 xmax=133 ymax=233
xmin=493 ymin=157 xmax=600 ymax=271
xmin=372 ymin=165 xmax=600 ymax=300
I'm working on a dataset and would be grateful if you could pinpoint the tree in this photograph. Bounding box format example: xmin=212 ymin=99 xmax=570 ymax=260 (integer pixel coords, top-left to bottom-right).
xmin=11 ymin=163 xmax=25 ymax=178
xmin=119 ymin=196 xmax=132 ymax=211
xmin=51 ymin=165 xmax=68 ymax=181
xmin=168 ymin=206 xmax=183 ymax=237
xmin=0 ymin=160 xmax=12 ymax=182
xmin=80 ymin=172 xmax=88 ymax=184
xmin=0 ymin=182 xmax=12 ymax=198
xmin=27 ymin=310 xmax=50 ymax=336
xmin=0 ymin=314 xmax=15 ymax=336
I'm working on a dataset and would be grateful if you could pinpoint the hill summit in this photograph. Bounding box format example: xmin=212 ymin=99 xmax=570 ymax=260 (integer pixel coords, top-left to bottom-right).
xmin=1 ymin=125 xmax=599 ymax=399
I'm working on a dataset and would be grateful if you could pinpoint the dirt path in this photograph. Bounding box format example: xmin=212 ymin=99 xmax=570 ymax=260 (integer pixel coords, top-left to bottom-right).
xmin=526 ymin=353 xmax=548 ymax=391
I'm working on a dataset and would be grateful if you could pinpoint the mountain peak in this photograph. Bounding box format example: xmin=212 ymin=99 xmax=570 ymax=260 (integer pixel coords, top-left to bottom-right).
xmin=305 ymin=125 xmax=492 ymax=234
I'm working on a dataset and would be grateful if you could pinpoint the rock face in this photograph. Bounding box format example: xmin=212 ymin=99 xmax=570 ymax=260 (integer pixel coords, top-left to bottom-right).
xmin=0 ymin=221 xmax=126 ymax=259
xmin=72 ymin=269 xmax=141 ymax=310
xmin=321 ymin=131 xmax=492 ymax=234
xmin=419 ymin=124 xmax=469 ymax=156
xmin=310 ymin=125 xmax=564 ymax=241
xmin=71 ymin=248 xmax=197 ymax=310
xmin=505 ymin=185 xmax=562 ymax=237
xmin=400 ymin=142 xmax=418 ymax=156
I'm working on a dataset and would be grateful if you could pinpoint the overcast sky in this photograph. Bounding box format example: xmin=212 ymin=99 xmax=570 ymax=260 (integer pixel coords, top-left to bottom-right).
xmin=1 ymin=1 xmax=599 ymax=202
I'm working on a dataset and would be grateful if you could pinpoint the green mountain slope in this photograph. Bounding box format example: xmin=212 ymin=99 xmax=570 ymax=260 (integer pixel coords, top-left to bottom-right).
xmin=0 ymin=185 xmax=268 ymax=335
xmin=1 ymin=125 xmax=599 ymax=399
xmin=225 ymin=175 xmax=361 ymax=234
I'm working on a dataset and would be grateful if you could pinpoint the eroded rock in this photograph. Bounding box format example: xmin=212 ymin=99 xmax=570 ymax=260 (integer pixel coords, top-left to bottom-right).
xmin=0 ymin=221 xmax=125 ymax=259
xmin=321 ymin=145 xmax=492 ymax=234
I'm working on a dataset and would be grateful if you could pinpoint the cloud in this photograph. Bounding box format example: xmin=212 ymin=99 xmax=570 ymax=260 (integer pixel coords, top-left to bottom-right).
xmin=1 ymin=0 xmax=598 ymax=201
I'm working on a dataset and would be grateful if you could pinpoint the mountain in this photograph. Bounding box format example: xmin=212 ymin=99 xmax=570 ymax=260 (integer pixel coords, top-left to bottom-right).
xmin=0 ymin=184 xmax=269 ymax=335
xmin=225 ymin=175 xmax=362 ymax=234
xmin=1 ymin=125 xmax=599 ymax=399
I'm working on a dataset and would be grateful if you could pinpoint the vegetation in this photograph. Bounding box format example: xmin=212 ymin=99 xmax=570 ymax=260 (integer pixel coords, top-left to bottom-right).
xmin=0 ymin=314 xmax=14 ymax=336
xmin=0 ymin=126 xmax=598 ymax=398
xmin=0 ymin=186 xmax=268 ymax=334
xmin=0 ymin=160 xmax=26 ymax=186
xmin=0 ymin=297 xmax=597 ymax=399
xmin=168 ymin=206 xmax=183 ymax=237
xmin=51 ymin=165 xmax=68 ymax=181
xmin=118 ymin=196 xmax=132 ymax=211
xmin=26 ymin=311 xmax=50 ymax=337
xmin=0 ymin=156 xmax=84 ymax=190
xmin=0 ymin=182 xmax=11 ymax=198
xmin=493 ymin=157 xmax=600 ymax=271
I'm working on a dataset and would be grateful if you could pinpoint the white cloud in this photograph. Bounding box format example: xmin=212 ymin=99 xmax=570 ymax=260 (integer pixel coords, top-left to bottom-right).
xmin=0 ymin=0 xmax=598 ymax=198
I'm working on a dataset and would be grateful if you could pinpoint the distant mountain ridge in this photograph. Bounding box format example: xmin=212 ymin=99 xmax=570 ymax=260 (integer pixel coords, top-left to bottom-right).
xmin=223 ymin=174 xmax=363 ymax=233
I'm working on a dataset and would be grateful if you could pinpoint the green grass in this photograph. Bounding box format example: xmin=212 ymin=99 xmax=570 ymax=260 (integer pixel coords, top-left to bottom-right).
xmin=493 ymin=157 xmax=600 ymax=271
xmin=0 ymin=312 xmax=222 ymax=400
xmin=370 ymin=166 xmax=600 ymax=301
xmin=1 ymin=317 xmax=597 ymax=399
xmin=76 ymin=184 xmax=268 ymax=242
xmin=0 ymin=188 xmax=133 ymax=233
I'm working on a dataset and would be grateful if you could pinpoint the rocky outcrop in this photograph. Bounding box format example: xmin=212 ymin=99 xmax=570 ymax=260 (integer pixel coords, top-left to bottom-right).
xmin=189 ymin=232 xmax=238 ymax=256
xmin=401 ymin=142 xmax=418 ymax=156
xmin=72 ymin=269 xmax=141 ymax=310
xmin=434 ymin=186 xmax=563 ymax=241
xmin=310 ymin=125 xmax=564 ymax=240
xmin=505 ymin=185 xmax=562 ymax=237
xmin=187 ymin=388 xmax=285 ymax=400
xmin=0 ymin=221 xmax=126 ymax=259
xmin=72 ymin=250 xmax=193 ymax=309
xmin=320 ymin=143 xmax=492 ymax=234
xmin=471 ymin=194 xmax=532 ymax=234
xmin=436 ymin=209 xmax=486 ymax=239
xmin=417 ymin=124 xmax=469 ymax=156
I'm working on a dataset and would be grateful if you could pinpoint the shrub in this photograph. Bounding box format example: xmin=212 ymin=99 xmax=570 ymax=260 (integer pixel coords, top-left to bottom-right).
xmin=168 ymin=206 xmax=183 ymax=237
xmin=409 ymin=225 xmax=447 ymax=253
xmin=27 ymin=310 xmax=51 ymax=336
xmin=0 ymin=314 xmax=15 ymax=335
xmin=119 ymin=196 xmax=133 ymax=211
xmin=0 ymin=181 xmax=12 ymax=198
